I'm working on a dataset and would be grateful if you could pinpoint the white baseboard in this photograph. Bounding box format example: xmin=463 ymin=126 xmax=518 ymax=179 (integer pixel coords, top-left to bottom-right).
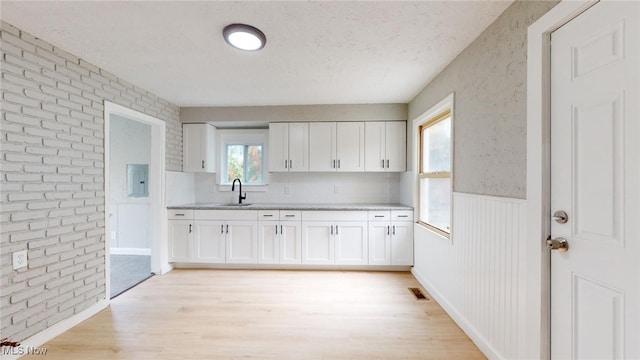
xmin=109 ymin=248 xmax=151 ymax=256
xmin=173 ymin=263 xmax=412 ymax=271
xmin=1 ymin=299 xmax=109 ymax=360
xmin=411 ymin=267 xmax=500 ymax=360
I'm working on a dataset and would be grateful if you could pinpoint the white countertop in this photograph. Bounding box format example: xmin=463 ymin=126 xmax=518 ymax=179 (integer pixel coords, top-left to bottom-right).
xmin=167 ymin=203 xmax=413 ymax=211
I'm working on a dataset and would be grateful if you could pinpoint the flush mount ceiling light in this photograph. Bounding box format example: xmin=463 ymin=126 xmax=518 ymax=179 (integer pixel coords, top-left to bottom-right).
xmin=223 ymin=23 xmax=266 ymax=51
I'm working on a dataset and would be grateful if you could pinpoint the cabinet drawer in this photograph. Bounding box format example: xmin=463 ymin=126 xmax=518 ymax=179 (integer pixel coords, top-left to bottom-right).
xmin=196 ymin=210 xmax=258 ymax=221
xmin=168 ymin=209 xmax=194 ymax=220
xmin=368 ymin=211 xmax=391 ymax=221
xmin=258 ymin=210 xmax=279 ymax=220
xmin=301 ymin=211 xmax=367 ymax=222
xmin=392 ymin=210 xmax=413 ymax=221
xmin=280 ymin=211 xmax=301 ymax=221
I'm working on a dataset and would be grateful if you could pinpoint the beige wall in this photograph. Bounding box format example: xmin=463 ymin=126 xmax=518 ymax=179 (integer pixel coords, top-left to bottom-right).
xmin=408 ymin=0 xmax=558 ymax=199
xmin=181 ymin=103 xmax=407 ymax=126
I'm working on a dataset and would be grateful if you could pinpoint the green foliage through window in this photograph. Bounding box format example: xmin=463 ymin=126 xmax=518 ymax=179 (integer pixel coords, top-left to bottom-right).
xmin=226 ymin=144 xmax=263 ymax=184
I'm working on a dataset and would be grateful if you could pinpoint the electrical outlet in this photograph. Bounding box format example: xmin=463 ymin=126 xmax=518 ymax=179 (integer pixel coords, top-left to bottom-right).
xmin=284 ymin=186 xmax=291 ymax=194
xmin=13 ymin=250 xmax=27 ymax=270
xmin=334 ymin=185 xmax=340 ymax=193
xmin=111 ymin=231 xmax=117 ymax=240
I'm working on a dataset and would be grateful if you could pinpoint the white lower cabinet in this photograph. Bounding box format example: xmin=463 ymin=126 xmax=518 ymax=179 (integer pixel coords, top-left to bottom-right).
xmin=226 ymin=221 xmax=258 ymax=264
xmin=194 ymin=221 xmax=225 ymax=263
xmin=168 ymin=209 xmax=194 ymax=262
xmin=368 ymin=210 xmax=414 ymax=265
xmin=258 ymin=211 xmax=302 ymax=264
xmin=301 ymin=211 xmax=368 ymax=265
xmin=368 ymin=221 xmax=391 ymax=265
xmin=390 ymin=219 xmax=413 ymax=265
xmin=169 ymin=219 xmax=193 ymax=262
xmin=169 ymin=208 xmax=413 ymax=267
xmin=301 ymin=221 xmax=335 ymax=264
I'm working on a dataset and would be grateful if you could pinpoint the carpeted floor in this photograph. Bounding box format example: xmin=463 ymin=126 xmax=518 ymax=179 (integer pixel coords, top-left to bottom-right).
xmin=110 ymin=254 xmax=152 ymax=299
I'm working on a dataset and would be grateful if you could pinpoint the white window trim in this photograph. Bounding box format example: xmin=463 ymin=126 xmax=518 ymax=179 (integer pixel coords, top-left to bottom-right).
xmin=217 ymin=129 xmax=269 ymax=192
xmin=413 ymin=93 xmax=455 ymax=240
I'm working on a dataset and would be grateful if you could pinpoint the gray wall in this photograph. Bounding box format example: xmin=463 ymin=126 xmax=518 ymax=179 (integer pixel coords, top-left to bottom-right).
xmin=109 ymin=115 xmax=151 ymax=203
xmin=0 ymin=21 xmax=181 ymax=342
xmin=181 ymin=103 xmax=407 ymax=126
xmin=408 ymin=0 xmax=558 ymax=199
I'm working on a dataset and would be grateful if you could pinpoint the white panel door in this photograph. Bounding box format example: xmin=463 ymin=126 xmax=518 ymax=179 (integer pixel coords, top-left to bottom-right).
xmin=194 ymin=221 xmax=225 ymax=263
xmin=281 ymin=222 xmax=302 ymax=264
xmin=225 ymin=221 xmax=258 ymax=264
xmin=368 ymin=222 xmax=391 ymax=265
xmin=288 ymin=123 xmax=309 ymax=172
xmin=268 ymin=123 xmax=289 ymax=172
xmin=168 ymin=220 xmax=192 ymax=262
xmin=551 ymin=2 xmax=639 ymax=358
xmin=390 ymin=222 xmax=413 ymax=265
xmin=182 ymin=124 xmax=206 ymax=172
xmin=385 ymin=121 xmax=406 ymax=172
xmin=336 ymin=122 xmax=364 ymax=172
xmin=258 ymin=221 xmax=280 ymax=264
xmin=302 ymin=222 xmax=334 ymax=264
xmin=364 ymin=122 xmax=386 ymax=172
xmin=309 ymin=122 xmax=337 ymax=172
xmin=335 ymin=221 xmax=368 ymax=265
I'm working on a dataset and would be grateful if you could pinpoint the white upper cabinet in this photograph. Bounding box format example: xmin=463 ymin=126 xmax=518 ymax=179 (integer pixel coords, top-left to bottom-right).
xmin=309 ymin=122 xmax=364 ymax=172
xmin=364 ymin=121 xmax=406 ymax=172
xmin=183 ymin=123 xmax=216 ymax=173
xmin=269 ymin=123 xmax=309 ymax=172
xmin=309 ymin=122 xmax=336 ymax=172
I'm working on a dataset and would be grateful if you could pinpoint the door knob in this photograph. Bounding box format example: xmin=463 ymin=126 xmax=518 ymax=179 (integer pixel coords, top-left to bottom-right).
xmin=546 ymin=237 xmax=569 ymax=252
xmin=553 ymin=210 xmax=568 ymax=224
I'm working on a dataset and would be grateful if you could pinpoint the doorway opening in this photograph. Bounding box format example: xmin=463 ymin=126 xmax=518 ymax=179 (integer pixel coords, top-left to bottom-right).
xmin=104 ymin=102 xmax=167 ymax=299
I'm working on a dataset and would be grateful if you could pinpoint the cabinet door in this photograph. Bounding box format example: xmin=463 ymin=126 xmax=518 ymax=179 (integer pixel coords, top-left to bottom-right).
xmin=385 ymin=122 xmax=406 ymax=172
xmin=368 ymin=222 xmax=391 ymax=265
xmin=335 ymin=221 xmax=368 ymax=265
xmin=364 ymin=122 xmax=386 ymax=172
xmin=391 ymin=221 xmax=414 ymax=265
xmin=258 ymin=221 xmax=280 ymax=264
xmin=168 ymin=220 xmax=192 ymax=262
xmin=288 ymin=123 xmax=309 ymax=172
xmin=194 ymin=221 xmax=225 ymax=263
xmin=336 ymin=122 xmax=365 ymax=172
xmin=182 ymin=124 xmax=215 ymax=173
xmin=226 ymin=220 xmax=258 ymax=263
xmin=281 ymin=221 xmax=302 ymax=264
xmin=309 ymin=122 xmax=337 ymax=172
xmin=269 ymin=123 xmax=289 ymax=172
xmin=301 ymin=222 xmax=334 ymax=264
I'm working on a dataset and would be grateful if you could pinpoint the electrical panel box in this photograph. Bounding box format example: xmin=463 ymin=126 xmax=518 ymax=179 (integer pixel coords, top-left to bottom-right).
xmin=127 ymin=164 xmax=149 ymax=197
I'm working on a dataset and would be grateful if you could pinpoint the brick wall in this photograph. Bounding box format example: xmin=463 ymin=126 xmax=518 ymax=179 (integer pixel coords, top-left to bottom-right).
xmin=0 ymin=21 xmax=182 ymax=342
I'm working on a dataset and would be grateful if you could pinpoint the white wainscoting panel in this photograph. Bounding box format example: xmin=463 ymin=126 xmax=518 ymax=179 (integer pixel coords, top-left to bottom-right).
xmin=412 ymin=192 xmax=527 ymax=359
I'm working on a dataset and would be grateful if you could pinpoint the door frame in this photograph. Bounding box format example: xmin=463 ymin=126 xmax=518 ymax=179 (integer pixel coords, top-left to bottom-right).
xmin=104 ymin=101 xmax=170 ymax=301
xmin=526 ymin=1 xmax=598 ymax=358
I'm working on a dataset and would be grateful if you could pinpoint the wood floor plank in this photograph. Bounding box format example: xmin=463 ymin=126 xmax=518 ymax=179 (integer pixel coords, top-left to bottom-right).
xmin=23 ymin=270 xmax=485 ymax=359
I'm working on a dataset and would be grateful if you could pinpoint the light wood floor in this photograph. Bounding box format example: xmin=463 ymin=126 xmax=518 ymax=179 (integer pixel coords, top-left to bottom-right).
xmin=25 ymin=270 xmax=485 ymax=359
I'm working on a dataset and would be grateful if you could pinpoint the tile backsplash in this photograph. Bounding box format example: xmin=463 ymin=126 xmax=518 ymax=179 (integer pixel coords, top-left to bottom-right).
xmin=167 ymin=171 xmax=402 ymax=205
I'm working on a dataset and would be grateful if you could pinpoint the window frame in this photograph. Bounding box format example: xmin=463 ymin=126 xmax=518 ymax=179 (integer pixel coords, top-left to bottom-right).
xmin=217 ymin=129 xmax=269 ymax=190
xmin=416 ymin=94 xmax=454 ymax=238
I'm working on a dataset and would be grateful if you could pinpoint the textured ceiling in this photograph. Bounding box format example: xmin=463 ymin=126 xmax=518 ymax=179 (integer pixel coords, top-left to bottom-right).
xmin=0 ymin=1 xmax=512 ymax=107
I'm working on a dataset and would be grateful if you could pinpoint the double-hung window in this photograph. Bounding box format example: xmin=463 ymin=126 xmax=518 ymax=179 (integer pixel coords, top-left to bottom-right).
xmin=418 ymin=109 xmax=452 ymax=236
xmin=224 ymin=144 xmax=263 ymax=184
xmin=219 ymin=130 xmax=268 ymax=186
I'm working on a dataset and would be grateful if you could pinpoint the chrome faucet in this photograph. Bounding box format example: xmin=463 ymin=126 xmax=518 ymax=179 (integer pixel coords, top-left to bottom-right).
xmin=231 ymin=178 xmax=247 ymax=205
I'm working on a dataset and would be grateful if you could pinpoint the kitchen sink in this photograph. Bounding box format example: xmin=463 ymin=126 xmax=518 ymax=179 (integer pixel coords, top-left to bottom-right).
xmin=221 ymin=203 xmax=253 ymax=207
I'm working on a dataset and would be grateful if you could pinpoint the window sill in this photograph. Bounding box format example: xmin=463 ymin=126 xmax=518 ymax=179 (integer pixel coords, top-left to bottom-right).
xmin=217 ymin=184 xmax=269 ymax=192
xmin=416 ymin=222 xmax=451 ymax=240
